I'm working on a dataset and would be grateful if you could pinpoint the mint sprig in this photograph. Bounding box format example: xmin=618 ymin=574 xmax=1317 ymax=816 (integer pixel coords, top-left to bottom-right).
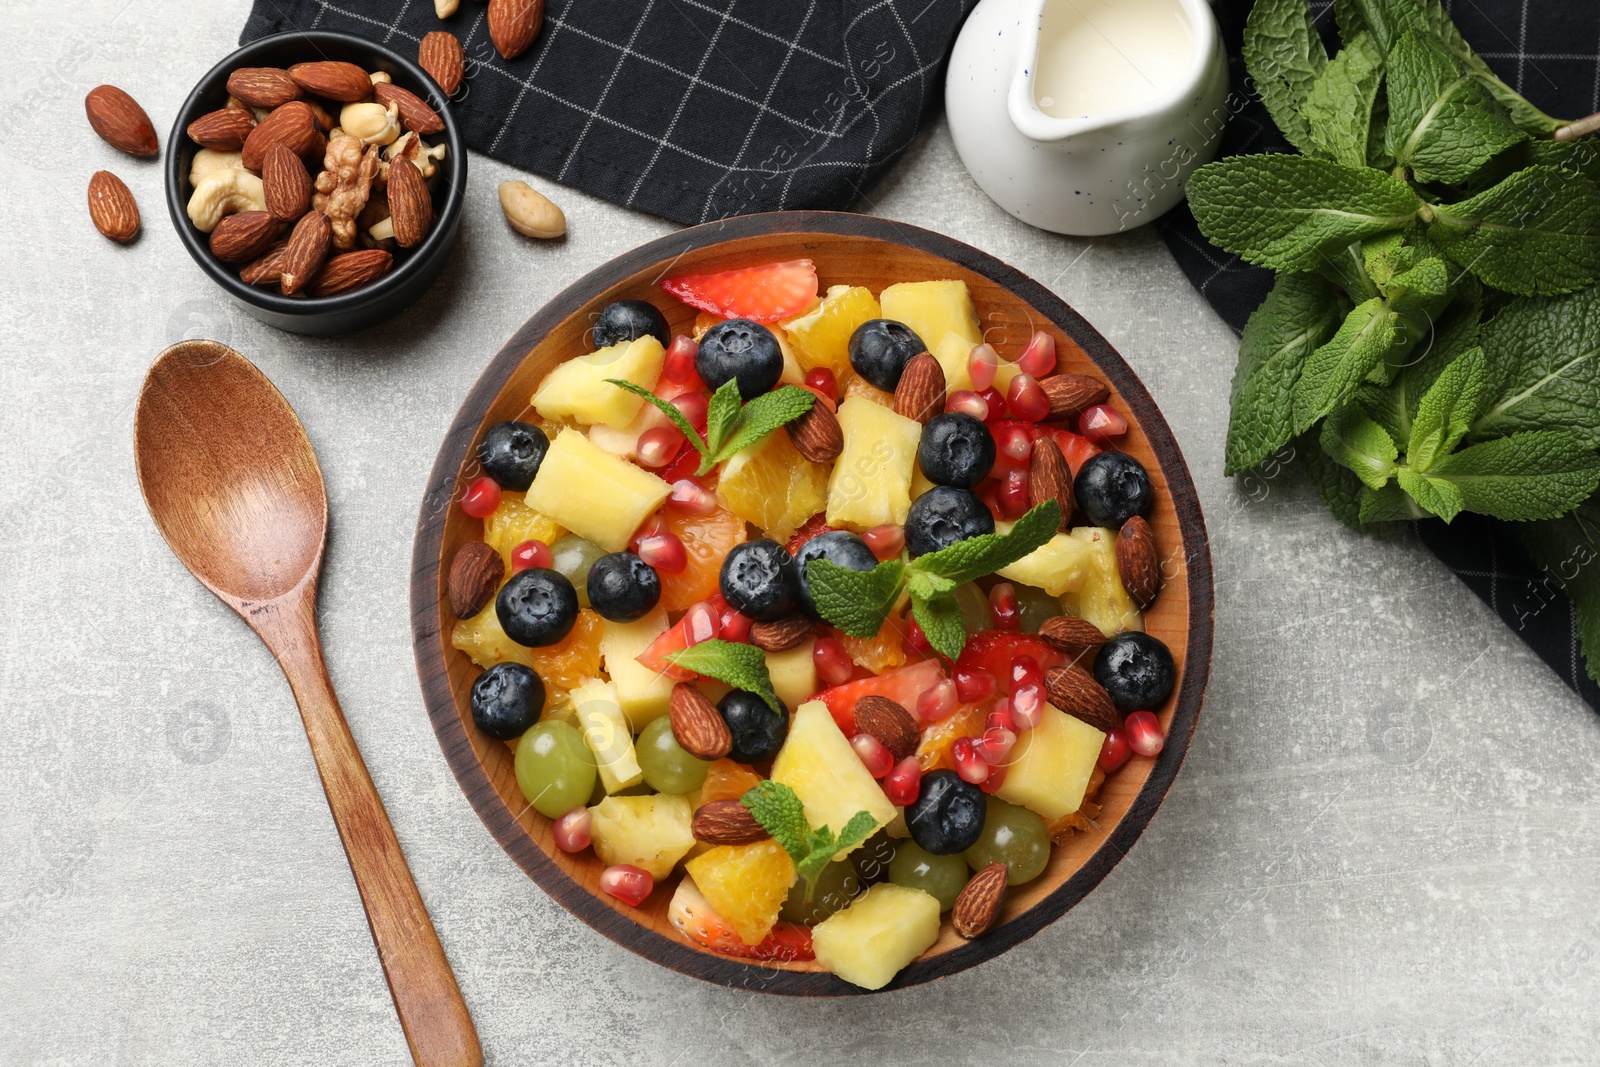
xmin=740 ymin=781 xmax=877 ymax=902
xmin=662 ymin=639 xmax=782 ymax=713
xmin=606 ymin=378 xmax=815 ymax=476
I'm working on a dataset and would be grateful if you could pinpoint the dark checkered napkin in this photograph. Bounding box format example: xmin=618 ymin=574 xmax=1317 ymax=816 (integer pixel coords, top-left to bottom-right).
xmin=243 ymin=0 xmax=975 ymax=225
xmin=1158 ymin=0 xmax=1600 ymax=709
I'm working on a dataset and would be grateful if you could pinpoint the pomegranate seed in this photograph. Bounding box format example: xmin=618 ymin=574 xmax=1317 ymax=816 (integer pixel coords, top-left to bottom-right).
xmin=670 ymin=390 xmax=710 ymax=432
xmin=989 ymin=583 xmax=1020 ymax=630
xmin=978 ymin=386 xmax=1007 ymax=420
xmin=979 ymin=763 xmax=1009 ymax=794
xmin=851 ymin=733 xmax=894 ymax=778
xmin=553 ymin=807 xmax=592 ymax=852
xmin=460 ymin=476 xmax=501 ymax=518
xmin=1125 ymin=710 xmax=1165 ymax=757
xmin=951 ymin=737 xmax=990 ymax=784
xmin=637 ymin=426 xmax=685 ymax=468
xmin=1017 ymin=330 xmax=1057 ymax=377
xmin=803 ymin=367 xmax=838 ymax=397
xmin=1010 ymin=683 xmax=1044 ymax=729
xmin=667 ymin=478 xmax=718 ymax=515
xmin=1099 ymin=728 xmax=1132 ymax=772
xmin=1079 ymin=403 xmax=1128 ymax=443
xmin=884 ymin=757 xmax=922 ymax=806
xmin=995 ymin=422 xmax=1033 ymax=465
xmin=976 ymin=479 xmax=1004 ymax=522
xmin=1006 ymin=373 xmax=1051 ymax=423
xmin=662 ymin=334 xmax=700 ymax=385
xmin=978 ymin=725 xmax=1016 ymax=766
xmin=683 ymin=601 xmax=719 ymax=645
xmin=813 ymin=638 xmax=854 ymax=687
xmin=986 ymin=704 xmax=1017 ymax=733
xmin=1010 ymin=654 xmax=1043 ymax=693
xmin=998 ymin=468 xmax=1031 ymax=518
xmin=631 ymin=512 xmax=670 ymax=549
xmin=599 ymin=864 xmax=655 ymax=906
xmin=945 ymin=389 xmax=990 ymax=421
xmin=968 ymin=343 xmax=1000 ymax=391
xmin=862 ymin=524 xmax=905 ymax=561
xmin=637 ymin=533 xmax=687 ymax=574
xmin=953 ymin=665 xmax=996 ymax=703
xmin=511 ymin=539 xmax=552 ymax=572
xmin=659 ymin=444 xmax=702 ymax=482
xmin=903 ymin=615 xmax=933 ymax=656
xmin=916 ymin=679 xmax=958 ymax=722
xmin=718 ymin=607 xmax=753 ymax=644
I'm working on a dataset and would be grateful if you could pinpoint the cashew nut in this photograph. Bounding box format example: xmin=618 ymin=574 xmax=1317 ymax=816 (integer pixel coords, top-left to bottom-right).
xmin=369 ymin=70 xmax=392 ymax=85
xmin=187 ymin=169 xmax=267 ymax=233
xmin=339 ymin=101 xmax=401 ymax=145
xmin=434 ymin=0 xmax=459 ymax=16
xmin=190 ymin=149 xmax=246 ymax=186
xmin=369 ymin=216 xmax=396 ymax=242
xmin=383 ymin=132 xmax=448 ymax=181
xmin=499 ymin=180 xmax=566 ymax=239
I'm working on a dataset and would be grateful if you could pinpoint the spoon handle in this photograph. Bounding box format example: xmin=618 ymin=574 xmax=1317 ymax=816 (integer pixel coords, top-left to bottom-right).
xmin=266 ymin=596 xmax=482 ymax=1067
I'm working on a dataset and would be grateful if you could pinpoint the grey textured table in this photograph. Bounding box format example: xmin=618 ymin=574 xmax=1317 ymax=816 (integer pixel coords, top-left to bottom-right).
xmin=5 ymin=4 xmax=1599 ymax=1064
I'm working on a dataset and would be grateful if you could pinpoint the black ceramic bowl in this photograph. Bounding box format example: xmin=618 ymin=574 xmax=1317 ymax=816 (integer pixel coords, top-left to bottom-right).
xmin=165 ymin=30 xmax=467 ymax=335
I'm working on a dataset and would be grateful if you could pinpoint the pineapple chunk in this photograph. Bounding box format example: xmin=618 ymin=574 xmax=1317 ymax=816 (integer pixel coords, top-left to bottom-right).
xmin=879 ymin=280 xmax=982 ymax=352
xmin=684 ymin=839 xmax=796 ymax=945
xmin=588 ymin=794 xmax=695 ymax=879
xmin=525 ymin=429 xmax=671 ymax=551
xmin=812 ymin=883 xmax=940 ymax=990
xmin=995 ymin=529 xmax=1097 ymax=597
xmin=782 ymin=284 xmax=881 ymax=384
xmin=932 ymin=331 xmax=975 ymax=394
xmin=771 ymin=700 xmax=897 ymax=847
xmin=532 ymin=335 xmax=665 ymax=429
xmin=599 ymin=610 xmax=675 ymax=728
xmin=995 ymin=704 xmax=1105 ymax=820
xmin=451 ymin=598 xmax=535 ymax=670
xmin=825 ymin=397 xmax=921 ymax=529
xmin=1057 ymin=527 xmax=1143 ymax=636
xmin=765 ymin=639 xmax=818 ymax=711
xmin=717 ymin=429 xmax=831 ymax=542
xmin=570 ymin=679 xmax=644 ymax=793
xmin=911 ymin=460 xmax=936 ymax=501
xmin=771 ymin=326 xmax=806 ymax=385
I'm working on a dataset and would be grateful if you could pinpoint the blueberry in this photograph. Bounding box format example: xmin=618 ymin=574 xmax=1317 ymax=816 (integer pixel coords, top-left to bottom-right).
xmin=586 ymin=552 xmax=660 ymax=622
xmin=719 ymin=539 xmax=799 ymax=621
xmin=848 ymin=319 xmax=927 ymax=392
xmin=1074 ymin=452 xmax=1153 ymax=528
xmin=718 ymin=689 xmax=788 ymax=763
xmin=478 ymin=421 xmax=550 ymax=492
xmin=918 ymin=413 xmax=996 ymax=489
xmin=496 ymin=567 xmax=579 ymax=647
xmin=905 ymin=486 xmax=995 ymax=558
xmin=794 ymin=531 xmax=878 ymax=618
xmin=904 ymin=769 xmax=985 ymax=855
xmin=593 ymin=300 xmax=669 ymax=349
xmin=469 ymin=663 xmax=544 ymax=740
xmin=1093 ymin=632 xmax=1175 ymax=713
xmin=696 ymin=319 xmax=784 ymax=400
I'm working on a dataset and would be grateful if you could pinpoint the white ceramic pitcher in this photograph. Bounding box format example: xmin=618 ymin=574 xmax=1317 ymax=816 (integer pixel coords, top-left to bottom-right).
xmin=946 ymin=0 xmax=1231 ymax=236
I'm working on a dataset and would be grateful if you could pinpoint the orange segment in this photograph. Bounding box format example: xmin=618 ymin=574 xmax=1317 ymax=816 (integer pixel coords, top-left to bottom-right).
xmin=660 ymin=505 xmax=746 ymax=612
xmin=781 ymin=285 xmax=880 ymax=385
xmin=840 ymin=627 xmax=907 ymax=675
xmin=717 ymin=431 xmax=831 ymax=542
xmin=842 ymin=375 xmax=893 ymax=408
xmin=523 ymin=608 xmax=605 ymax=692
xmin=699 ymin=759 xmax=765 ymax=804
xmin=483 ymin=496 xmax=565 ymax=570
xmin=916 ymin=702 xmax=987 ymax=773
xmin=684 ymin=839 xmax=797 ymax=945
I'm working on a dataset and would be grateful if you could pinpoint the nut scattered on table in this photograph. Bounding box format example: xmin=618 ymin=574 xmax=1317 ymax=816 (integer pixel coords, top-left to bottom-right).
xmin=434 ymin=0 xmax=460 ymax=16
xmin=85 ymin=85 xmax=159 ymax=157
xmin=419 ymin=32 xmax=466 ymax=95
xmin=87 ymin=170 xmax=140 ymax=243
xmin=498 ymin=180 xmax=565 ymax=238
xmin=488 ymin=0 xmax=544 ymax=59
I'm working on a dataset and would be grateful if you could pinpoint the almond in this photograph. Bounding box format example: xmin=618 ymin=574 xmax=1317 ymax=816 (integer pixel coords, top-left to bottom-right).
xmin=242 ymin=101 xmax=320 ymax=170
xmin=1037 ymin=615 xmax=1107 ymax=659
xmin=488 ymin=0 xmax=544 ymax=59
xmin=1028 ymin=436 xmax=1072 ymax=529
xmin=373 ymin=82 xmax=445 ymax=135
xmin=691 ymin=799 xmax=770 ymax=845
xmin=853 ymin=695 xmax=919 ymax=763
xmin=262 ymin=144 xmax=314 ymax=221
xmin=893 ymin=351 xmax=946 ymax=423
xmin=952 ymin=862 xmax=1007 ymax=939
xmin=749 ymin=614 xmax=814 ymax=653
xmin=85 ymin=85 xmax=158 ymax=157
xmin=309 ymin=249 xmax=394 ymax=296
xmin=186 ymin=106 xmax=256 ymax=150
xmin=448 ymin=541 xmax=504 ymax=619
xmin=670 ymin=683 xmax=732 ymax=761
xmin=226 ymin=67 xmax=303 ymax=109
xmin=1043 ymin=665 xmax=1119 ymax=734
xmin=1117 ymin=515 xmax=1161 ymax=610
xmin=239 ymin=240 xmax=290 ymax=286
xmin=279 ymin=210 xmax=332 ymax=296
xmin=87 ymin=171 xmax=140 ymax=243
xmin=209 ymin=211 xmax=280 ymax=263
xmin=288 ymin=61 xmax=374 ymax=103
xmin=386 ymin=151 xmax=434 ymax=248
xmin=419 ymin=32 xmax=466 ymax=95
xmin=1039 ymin=374 xmax=1110 ymax=421
xmin=785 ymin=400 xmax=843 ymax=463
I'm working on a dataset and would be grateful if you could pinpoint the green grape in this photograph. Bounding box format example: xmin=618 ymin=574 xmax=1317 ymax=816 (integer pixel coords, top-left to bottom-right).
xmin=636 ymin=716 xmax=710 ymax=795
xmin=962 ymin=796 xmax=1050 ymax=886
xmin=1014 ymin=583 xmax=1060 ymax=633
xmin=887 ymin=839 xmax=970 ymax=912
xmin=549 ymin=534 xmax=607 ymax=606
xmin=515 ymin=720 xmax=597 ymax=818
xmin=780 ymin=859 xmax=863 ymax=924
xmin=955 ymin=582 xmax=991 ymax=634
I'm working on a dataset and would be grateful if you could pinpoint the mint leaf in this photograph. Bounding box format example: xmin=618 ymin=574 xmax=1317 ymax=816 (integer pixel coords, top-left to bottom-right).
xmin=703 ymin=379 xmax=743 ymax=458
xmin=662 ymin=639 xmax=782 ymax=713
xmin=1226 ymin=273 xmax=1347 ymax=475
xmin=1241 ymin=0 xmax=1329 ymax=155
xmin=607 ymin=379 xmax=708 ymax=459
xmin=794 ymin=828 xmax=839 ymax=896
xmin=1397 ymin=468 xmax=1465 ymax=521
xmin=1472 ymin=289 xmax=1600 ymax=447
xmin=1425 ymin=432 xmax=1600 ymax=521
xmin=911 ymin=592 xmax=967 ymax=661
xmin=1321 ymin=404 xmax=1399 ymax=490
xmin=740 ymin=781 xmax=810 ymax=860
xmin=1408 ymin=347 xmax=1487 ymax=471
xmin=1520 ymin=502 xmax=1600 ymax=686
xmin=807 ymin=557 xmax=905 ymax=638
xmin=1360 ymin=480 xmax=1427 ymax=524
xmin=1385 ymin=30 xmax=1526 ymax=184
xmin=834 ymin=810 xmax=879 ymax=855
xmin=1305 ymin=31 xmax=1388 ymax=168
xmin=1357 ymin=283 xmax=1482 ymax=444
xmin=911 ymin=501 xmax=1061 ymax=586
xmin=1188 ymin=156 xmax=1420 ymax=272
xmin=1299 ymin=433 xmax=1370 ymax=531
xmin=714 ymin=386 xmax=815 ymax=462
xmin=1428 ymin=166 xmax=1600 ymax=297
xmin=1294 ymin=298 xmax=1404 ymax=432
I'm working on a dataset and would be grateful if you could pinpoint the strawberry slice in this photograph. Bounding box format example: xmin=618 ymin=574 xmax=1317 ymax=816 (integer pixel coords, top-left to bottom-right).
xmin=662 ymin=260 xmax=818 ymax=324
xmin=784 ymin=513 xmax=833 ymax=555
xmin=956 ymin=631 xmax=1067 ymax=691
xmin=1031 ymin=425 xmax=1101 ymax=478
xmin=669 ymin=878 xmax=815 ymax=962
xmin=815 ymin=659 xmax=947 ymax=735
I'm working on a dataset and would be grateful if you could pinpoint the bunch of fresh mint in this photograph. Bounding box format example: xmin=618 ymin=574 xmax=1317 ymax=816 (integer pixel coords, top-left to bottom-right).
xmin=1189 ymin=0 xmax=1600 ymax=679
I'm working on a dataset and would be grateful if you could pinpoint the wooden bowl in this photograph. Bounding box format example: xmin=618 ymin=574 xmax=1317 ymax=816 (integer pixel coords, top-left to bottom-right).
xmin=410 ymin=212 xmax=1213 ymax=995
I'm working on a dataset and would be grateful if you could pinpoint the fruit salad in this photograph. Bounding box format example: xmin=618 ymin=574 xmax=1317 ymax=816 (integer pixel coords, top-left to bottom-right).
xmin=447 ymin=261 xmax=1179 ymax=990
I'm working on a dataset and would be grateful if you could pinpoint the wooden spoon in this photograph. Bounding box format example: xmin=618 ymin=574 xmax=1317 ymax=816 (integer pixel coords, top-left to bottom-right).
xmin=135 ymin=340 xmax=481 ymax=1067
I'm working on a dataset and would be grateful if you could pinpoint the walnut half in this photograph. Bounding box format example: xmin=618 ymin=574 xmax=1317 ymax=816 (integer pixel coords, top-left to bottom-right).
xmin=312 ymin=134 xmax=380 ymax=250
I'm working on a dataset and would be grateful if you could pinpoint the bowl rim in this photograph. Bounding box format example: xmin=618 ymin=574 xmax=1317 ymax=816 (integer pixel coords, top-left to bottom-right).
xmin=163 ymin=29 xmax=468 ymax=318
xmin=409 ymin=210 xmax=1214 ymax=995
